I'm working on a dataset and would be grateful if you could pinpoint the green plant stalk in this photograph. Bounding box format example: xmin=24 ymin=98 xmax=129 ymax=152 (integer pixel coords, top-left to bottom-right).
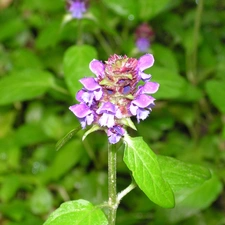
xmin=188 ymin=0 xmax=204 ymax=84
xmin=108 ymin=143 xmax=117 ymax=225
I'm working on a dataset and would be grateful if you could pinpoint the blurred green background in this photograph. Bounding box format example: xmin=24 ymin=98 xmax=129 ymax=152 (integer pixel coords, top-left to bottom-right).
xmin=0 ymin=0 xmax=225 ymax=224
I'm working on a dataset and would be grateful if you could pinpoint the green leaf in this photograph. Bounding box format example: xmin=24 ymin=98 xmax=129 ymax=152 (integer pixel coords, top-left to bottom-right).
xmin=205 ymin=79 xmax=225 ymax=113
xmin=149 ymin=66 xmax=187 ymax=99
xmin=43 ymin=200 xmax=108 ymax=225
xmin=157 ymin=155 xmax=211 ymax=193
xmin=152 ymin=44 xmax=179 ymax=73
xmin=82 ymin=124 xmax=101 ymax=141
xmin=0 ymin=175 xmax=21 ymax=202
xmin=56 ymin=126 xmax=82 ymax=151
xmin=0 ymin=70 xmax=54 ymax=105
xmin=138 ymin=0 xmax=170 ymax=20
xmin=123 ymin=135 xmax=175 ymax=208
xmin=156 ymin=173 xmax=223 ymax=223
xmin=30 ymin=186 xmax=53 ymax=215
xmin=63 ymin=45 xmax=97 ymax=97
xmin=43 ymin=140 xmax=83 ymax=182
xmin=102 ymin=0 xmax=138 ymax=18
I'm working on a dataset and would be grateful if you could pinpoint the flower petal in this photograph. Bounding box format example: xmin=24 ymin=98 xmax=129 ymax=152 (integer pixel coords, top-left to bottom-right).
xmin=140 ymin=72 xmax=151 ymax=82
xmin=89 ymin=59 xmax=105 ymax=78
xmin=69 ymin=104 xmax=91 ymax=118
xmin=139 ymin=82 xmax=159 ymax=94
xmin=138 ymin=54 xmax=154 ymax=71
xmin=132 ymin=94 xmax=155 ymax=108
xmin=137 ymin=108 xmax=150 ymax=122
xmin=80 ymin=77 xmax=101 ymax=91
xmin=99 ymin=113 xmax=115 ymax=128
xmin=97 ymin=102 xmax=116 ymax=114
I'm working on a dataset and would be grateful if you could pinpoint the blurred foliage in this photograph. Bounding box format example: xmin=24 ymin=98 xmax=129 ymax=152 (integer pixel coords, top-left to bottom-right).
xmin=0 ymin=0 xmax=225 ymax=224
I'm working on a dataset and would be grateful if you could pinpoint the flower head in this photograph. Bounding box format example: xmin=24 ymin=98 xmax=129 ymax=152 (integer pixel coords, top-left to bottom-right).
xmin=135 ymin=23 xmax=155 ymax=52
xmin=67 ymin=0 xmax=88 ymax=19
xmin=69 ymin=54 xmax=159 ymax=144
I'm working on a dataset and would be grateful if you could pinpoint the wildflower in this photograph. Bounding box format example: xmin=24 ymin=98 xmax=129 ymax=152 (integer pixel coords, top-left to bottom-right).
xmin=135 ymin=23 xmax=155 ymax=52
xmin=67 ymin=0 xmax=88 ymax=19
xmin=69 ymin=54 xmax=159 ymax=144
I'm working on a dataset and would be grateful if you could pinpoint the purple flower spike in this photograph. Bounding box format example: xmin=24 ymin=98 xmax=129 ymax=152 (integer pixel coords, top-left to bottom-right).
xmin=69 ymin=103 xmax=94 ymax=128
xmin=107 ymin=125 xmax=125 ymax=144
xmin=97 ymin=102 xmax=116 ymax=128
xmin=138 ymin=54 xmax=154 ymax=82
xmin=89 ymin=59 xmax=105 ymax=78
xmin=68 ymin=0 xmax=86 ymax=19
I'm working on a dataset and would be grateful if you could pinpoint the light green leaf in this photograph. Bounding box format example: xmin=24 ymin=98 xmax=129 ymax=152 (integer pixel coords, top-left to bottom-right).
xmin=30 ymin=186 xmax=53 ymax=215
xmin=157 ymin=155 xmax=211 ymax=193
xmin=82 ymin=124 xmax=101 ymax=141
xmin=0 ymin=70 xmax=54 ymax=105
xmin=138 ymin=0 xmax=170 ymax=20
xmin=43 ymin=200 xmax=108 ymax=225
xmin=63 ymin=45 xmax=97 ymax=98
xmin=102 ymin=0 xmax=138 ymax=18
xmin=205 ymin=79 xmax=225 ymax=113
xmin=123 ymin=135 xmax=175 ymax=208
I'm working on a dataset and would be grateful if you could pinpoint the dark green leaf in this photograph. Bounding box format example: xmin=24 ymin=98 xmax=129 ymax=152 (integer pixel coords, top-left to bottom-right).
xmin=149 ymin=66 xmax=187 ymax=99
xmin=43 ymin=140 xmax=83 ymax=182
xmin=43 ymin=200 xmax=108 ymax=225
xmin=123 ymin=135 xmax=175 ymax=208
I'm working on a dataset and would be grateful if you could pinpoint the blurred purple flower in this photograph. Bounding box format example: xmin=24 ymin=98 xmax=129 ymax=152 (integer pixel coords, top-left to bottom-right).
xmin=136 ymin=37 xmax=150 ymax=53
xmin=67 ymin=0 xmax=87 ymax=19
xmin=135 ymin=23 xmax=155 ymax=52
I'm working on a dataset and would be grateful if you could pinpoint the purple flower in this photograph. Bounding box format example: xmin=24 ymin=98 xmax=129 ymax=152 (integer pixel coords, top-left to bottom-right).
xmin=96 ymin=102 xmax=120 ymax=128
xmin=135 ymin=23 xmax=154 ymax=52
xmin=69 ymin=53 xmax=159 ymax=144
xmin=76 ymin=77 xmax=103 ymax=106
xmin=130 ymin=94 xmax=155 ymax=123
xmin=89 ymin=60 xmax=105 ymax=78
xmin=68 ymin=0 xmax=87 ymax=19
xmin=137 ymin=54 xmax=154 ymax=82
xmin=107 ymin=125 xmax=125 ymax=144
xmin=136 ymin=37 xmax=150 ymax=52
xmin=69 ymin=103 xmax=94 ymax=128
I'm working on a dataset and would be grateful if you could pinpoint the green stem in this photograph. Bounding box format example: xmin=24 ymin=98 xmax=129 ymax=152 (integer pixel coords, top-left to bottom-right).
xmin=187 ymin=0 xmax=204 ymax=84
xmin=108 ymin=143 xmax=117 ymax=225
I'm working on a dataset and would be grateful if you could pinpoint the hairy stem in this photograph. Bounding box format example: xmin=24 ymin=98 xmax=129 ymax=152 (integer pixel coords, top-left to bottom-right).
xmin=108 ymin=143 xmax=117 ymax=225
